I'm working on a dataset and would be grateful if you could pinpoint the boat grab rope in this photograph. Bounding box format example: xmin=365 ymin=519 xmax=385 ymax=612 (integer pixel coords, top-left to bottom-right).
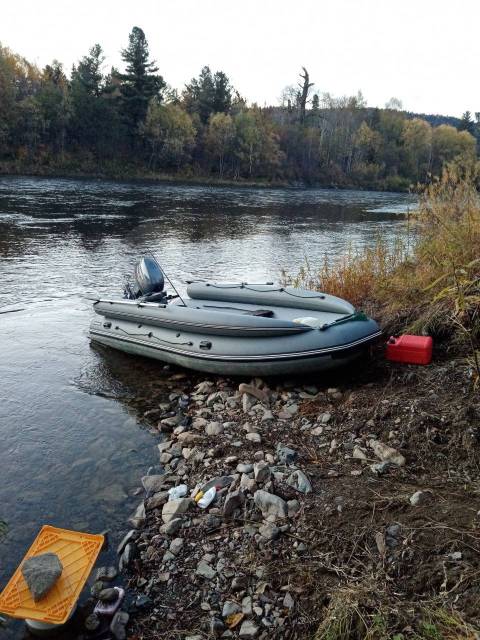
xmin=114 ymin=326 xmax=194 ymax=346
xmin=204 ymin=283 xmax=326 ymax=300
xmin=319 ymin=311 xmax=368 ymax=331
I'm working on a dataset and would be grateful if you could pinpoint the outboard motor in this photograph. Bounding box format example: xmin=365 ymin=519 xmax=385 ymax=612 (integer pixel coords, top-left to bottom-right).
xmin=135 ymin=257 xmax=165 ymax=295
xmin=124 ymin=257 xmax=167 ymax=302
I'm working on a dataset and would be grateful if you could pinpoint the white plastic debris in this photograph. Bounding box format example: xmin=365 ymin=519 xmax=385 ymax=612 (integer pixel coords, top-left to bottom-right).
xmin=197 ymin=486 xmax=216 ymax=509
xmin=168 ymin=484 xmax=188 ymax=501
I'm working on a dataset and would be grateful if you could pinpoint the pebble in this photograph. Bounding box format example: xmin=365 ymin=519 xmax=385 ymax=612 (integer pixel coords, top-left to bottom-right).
xmin=239 ymin=620 xmax=259 ymax=638
xmin=119 ymin=542 xmax=136 ymax=571
xmin=254 ymin=490 xmax=288 ymax=519
xmin=206 ymin=422 xmax=224 ymax=436
xmin=238 ymin=383 xmax=269 ymax=405
xmin=84 ymin=613 xmax=100 ymax=631
xmin=287 ymin=499 xmax=300 ymax=516
xmin=110 ymin=611 xmax=129 ymax=640
xmin=224 ymin=490 xmax=244 ymax=517
xmin=90 ymin=580 xmax=104 ymax=598
xmin=253 ymin=461 xmax=271 ymax=483
xmin=210 ymin=617 xmax=225 ymax=636
xmin=286 ymin=469 xmax=312 ymax=494
xmin=160 ymin=518 xmax=183 ymax=535
xmin=352 ymin=445 xmax=368 ymax=461
xmin=177 ymin=431 xmax=204 ymax=445
xmin=237 ymin=463 xmax=253 ymax=473
xmin=259 ymin=522 xmax=280 ymax=540
xmin=162 ymin=498 xmax=191 ymax=523
xmin=369 ymin=439 xmax=406 ymax=466
xmin=94 ymin=566 xmax=118 ymax=582
xmin=283 ymin=592 xmax=294 ymax=609
xmin=242 ymin=394 xmax=254 ymax=413
xmin=240 ymin=474 xmax=256 ymax=491
xmin=141 ymin=474 xmax=167 ymax=494
xmin=146 ymin=491 xmax=169 ymax=510
xmin=276 ymin=444 xmax=297 ymax=464
xmin=196 ymin=560 xmax=216 ymax=580
xmin=98 ymin=587 xmax=118 ymax=603
xmin=246 ymin=432 xmax=262 ymax=443
xmin=116 ymin=529 xmax=136 ymax=555
xmin=222 ymin=600 xmax=241 ymax=617
xmin=410 ymin=490 xmax=433 ymax=506
xmin=169 ymin=538 xmax=184 ymax=555
xmin=231 ymin=575 xmax=248 ymax=591
xmin=157 ymin=440 xmax=173 ymax=454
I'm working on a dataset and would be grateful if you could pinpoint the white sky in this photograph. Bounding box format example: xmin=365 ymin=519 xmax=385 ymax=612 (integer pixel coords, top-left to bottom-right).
xmin=2 ymin=0 xmax=478 ymax=117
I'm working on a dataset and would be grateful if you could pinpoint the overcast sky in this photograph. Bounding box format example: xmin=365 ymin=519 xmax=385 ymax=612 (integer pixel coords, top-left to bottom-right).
xmin=2 ymin=0 xmax=478 ymax=117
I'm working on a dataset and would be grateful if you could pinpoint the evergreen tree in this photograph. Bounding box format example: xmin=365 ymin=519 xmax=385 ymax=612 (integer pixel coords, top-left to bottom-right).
xmin=459 ymin=110 xmax=474 ymax=134
xmin=183 ymin=66 xmax=216 ymax=124
xmin=119 ymin=27 xmax=165 ymax=135
xmin=69 ymin=45 xmax=121 ymax=156
xmin=71 ymin=44 xmax=104 ymax=97
xmin=35 ymin=61 xmax=70 ymax=155
xmin=213 ymin=71 xmax=232 ymax=114
xmin=183 ymin=67 xmax=233 ymax=124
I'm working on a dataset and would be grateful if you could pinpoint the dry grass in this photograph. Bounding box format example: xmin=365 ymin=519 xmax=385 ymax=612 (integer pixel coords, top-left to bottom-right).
xmin=282 ymin=237 xmax=409 ymax=310
xmin=313 ymin=586 xmax=480 ymax=640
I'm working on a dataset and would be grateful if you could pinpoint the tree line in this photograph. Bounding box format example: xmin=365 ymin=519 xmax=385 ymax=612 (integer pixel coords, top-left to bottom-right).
xmin=0 ymin=27 xmax=478 ymax=189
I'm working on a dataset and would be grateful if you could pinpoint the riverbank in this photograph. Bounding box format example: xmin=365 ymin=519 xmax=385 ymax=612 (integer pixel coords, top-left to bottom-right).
xmin=0 ymin=161 xmax=411 ymax=192
xmin=109 ymin=341 xmax=479 ymax=640
xmin=106 ymin=167 xmax=480 ymax=639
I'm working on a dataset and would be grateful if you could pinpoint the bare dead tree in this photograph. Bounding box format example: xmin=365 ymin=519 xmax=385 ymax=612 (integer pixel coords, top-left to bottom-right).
xmin=298 ymin=67 xmax=314 ymax=124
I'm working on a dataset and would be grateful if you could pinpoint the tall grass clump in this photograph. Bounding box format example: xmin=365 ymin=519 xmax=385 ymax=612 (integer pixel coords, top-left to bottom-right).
xmin=282 ymin=236 xmax=409 ymax=310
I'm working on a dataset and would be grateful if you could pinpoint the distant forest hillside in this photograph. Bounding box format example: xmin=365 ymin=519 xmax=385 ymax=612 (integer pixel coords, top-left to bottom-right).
xmin=405 ymin=112 xmax=463 ymax=129
xmin=0 ymin=27 xmax=478 ymax=190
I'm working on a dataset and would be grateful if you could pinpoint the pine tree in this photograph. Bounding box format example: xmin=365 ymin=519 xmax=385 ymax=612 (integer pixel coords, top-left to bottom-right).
xmin=119 ymin=27 xmax=165 ymax=135
xmin=459 ymin=110 xmax=474 ymax=134
xmin=183 ymin=66 xmax=215 ymax=124
xmin=183 ymin=67 xmax=233 ymax=123
xmin=213 ymin=71 xmax=232 ymax=114
xmin=71 ymin=44 xmax=104 ymax=97
xmin=69 ymin=45 xmax=121 ymax=156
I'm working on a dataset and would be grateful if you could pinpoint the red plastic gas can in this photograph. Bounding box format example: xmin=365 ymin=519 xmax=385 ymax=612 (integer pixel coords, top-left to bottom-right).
xmin=386 ymin=334 xmax=433 ymax=365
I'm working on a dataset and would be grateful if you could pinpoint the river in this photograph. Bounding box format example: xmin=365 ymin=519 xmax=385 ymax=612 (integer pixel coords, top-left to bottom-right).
xmin=0 ymin=176 xmax=414 ymax=637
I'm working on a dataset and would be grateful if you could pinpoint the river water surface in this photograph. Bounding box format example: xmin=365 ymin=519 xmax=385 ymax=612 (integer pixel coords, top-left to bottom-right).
xmin=0 ymin=176 xmax=414 ymax=637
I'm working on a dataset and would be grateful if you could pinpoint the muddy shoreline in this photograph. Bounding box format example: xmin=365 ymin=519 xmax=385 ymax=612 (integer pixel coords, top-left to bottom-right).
xmin=107 ymin=346 xmax=480 ymax=639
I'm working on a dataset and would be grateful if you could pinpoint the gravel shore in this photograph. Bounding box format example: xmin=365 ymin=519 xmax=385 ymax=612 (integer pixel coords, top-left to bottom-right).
xmin=110 ymin=349 xmax=480 ymax=639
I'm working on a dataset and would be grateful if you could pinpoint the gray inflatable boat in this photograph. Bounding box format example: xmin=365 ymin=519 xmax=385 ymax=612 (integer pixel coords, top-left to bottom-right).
xmin=89 ymin=258 xmax=382 ymax=376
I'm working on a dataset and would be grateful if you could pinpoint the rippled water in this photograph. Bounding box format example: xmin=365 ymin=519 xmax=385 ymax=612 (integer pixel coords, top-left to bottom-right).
xmin=0 ymin=176 xmax=414 ymax=637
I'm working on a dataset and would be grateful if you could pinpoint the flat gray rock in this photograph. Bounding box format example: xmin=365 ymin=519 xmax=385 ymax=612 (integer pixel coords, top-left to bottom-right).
xmin=286 ymin=469 xmax=312 ymax=494
xmin=21 ymin=553 xmax=63 ymax=602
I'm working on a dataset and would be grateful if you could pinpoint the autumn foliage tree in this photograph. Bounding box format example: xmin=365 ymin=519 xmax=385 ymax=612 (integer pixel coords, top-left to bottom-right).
xmin=0 ymin=43 xmax=478 ymax=187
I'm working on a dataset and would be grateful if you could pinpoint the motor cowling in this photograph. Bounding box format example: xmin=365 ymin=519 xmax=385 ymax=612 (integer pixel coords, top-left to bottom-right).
xmin=134 ymin=257 xmax=165 ymax=295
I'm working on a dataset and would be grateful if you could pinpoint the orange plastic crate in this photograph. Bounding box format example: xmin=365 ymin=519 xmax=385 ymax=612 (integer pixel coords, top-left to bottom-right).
xmin=0 ymin=525 xmax=104 ymax=624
